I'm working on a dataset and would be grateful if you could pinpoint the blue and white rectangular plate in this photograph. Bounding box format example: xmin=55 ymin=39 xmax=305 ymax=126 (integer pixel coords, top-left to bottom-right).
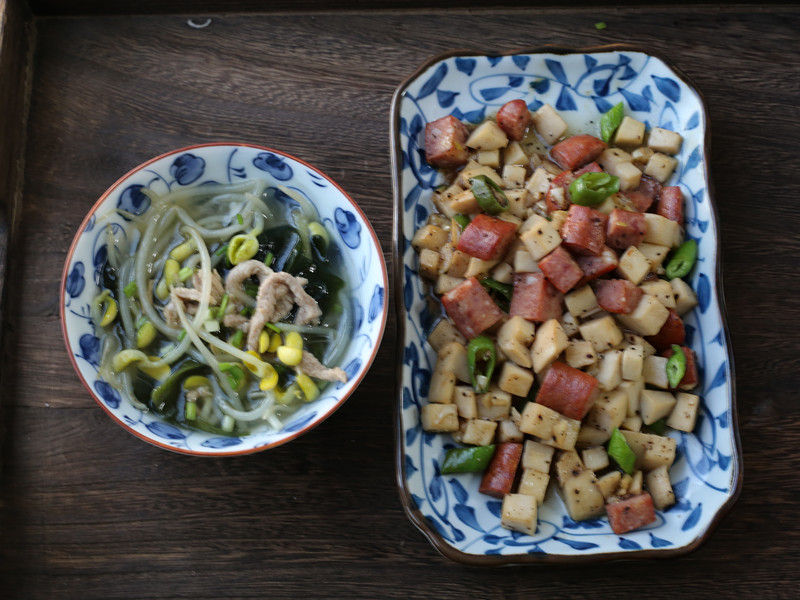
xmin=390 ymin=45 xmax=741 ymax=565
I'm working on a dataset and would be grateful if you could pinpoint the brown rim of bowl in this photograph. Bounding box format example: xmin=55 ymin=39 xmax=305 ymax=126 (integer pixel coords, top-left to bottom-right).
xmin=61 ymin=142 xmax=388 ymax=457
xmin=390 ymin=43 xmax=741 ymax=565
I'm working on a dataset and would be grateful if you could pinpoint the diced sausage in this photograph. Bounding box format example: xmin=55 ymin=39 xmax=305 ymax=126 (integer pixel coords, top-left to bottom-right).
xmin=456 ymin=214 xmax=518 ymax=261
xmin=424 ymin=115 xmax=470 ymax=168
xmin=549 ymin=134 xmax=607 ymax=170
xmin=606 ymin=208 xmax=647 ymax=250
xmin=496 ymin=99 xmax=531 ymax=141
xmin=538 ymin=246 xmax=584 ymax=294
xmin=637 ymin=175 xmax=663 ymax=204
xmin=535 ymin=360 xmax=600 ymax=420
xmin=545 ymin=170 xmax=574 ymax=212
xmin=645 ymin=308 xmax=686 ymax=351
xmin=657 ymin=186 xmax=684 ymax=225
xmin=662 ymin=345 xmax=699 ymax=390
xmin=574 ymin=161 xmax=603 ymax=176
xmin=622 ymin=190 xmax=655 ymax=213
xmin=509 ymin=272 xmax=563 ymax=322
xmin=441 ymin=277 xmax=505 ymax=339
xmin=575 ymin=245 xmax=619 ymax=284
xmin=479 ymin=442 xmax=523 ymax=498
xmin=561 ymin=204 xmax=608 ymax=256
xmin=606 ymin=493 xmax=657 ymax=534
xmin=595 ymin=279 xmax=643 ymax=314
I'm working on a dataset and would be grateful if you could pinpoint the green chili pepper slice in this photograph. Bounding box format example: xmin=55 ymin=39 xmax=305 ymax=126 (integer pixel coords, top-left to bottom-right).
xmin=569 ymin=172 xmax=620 ymax=206
xmin=665 ymin=239 xmax=698 ymax=280
xmin=600 ymin=101 xmax=625 ymax=143
xmin=441 ymin=445 xmax=497 ymax=474
xmin=666 ymin=344 xmax=687 ymax=388
xmin=469 ymin=175 xmax=509 ymax=215
xmin=467 ymin=335 xmax=496 ymax=393
xmin=453 ymin=214 xmax=471 ymax=230
xmin=607 ymin=427 xmax=636 ymax=474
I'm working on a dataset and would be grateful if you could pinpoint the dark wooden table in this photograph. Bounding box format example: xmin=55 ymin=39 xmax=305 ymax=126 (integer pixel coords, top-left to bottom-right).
xmin=1 ymin=2 xmax=798 ymax=598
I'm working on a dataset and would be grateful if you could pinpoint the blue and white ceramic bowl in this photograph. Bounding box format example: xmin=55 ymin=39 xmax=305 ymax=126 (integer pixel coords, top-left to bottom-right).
xmin=391 ymin=46 xmax=741 ymax=564
xmin=62 ymin=143 xmax=387 ymax=456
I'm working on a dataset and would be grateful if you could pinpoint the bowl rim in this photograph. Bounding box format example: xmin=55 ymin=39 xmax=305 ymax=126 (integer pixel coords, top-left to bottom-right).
xmin=390 ymin=43 xmax=742 ymax=565
xmin=61 ymin=141 xmax=388 ymax=457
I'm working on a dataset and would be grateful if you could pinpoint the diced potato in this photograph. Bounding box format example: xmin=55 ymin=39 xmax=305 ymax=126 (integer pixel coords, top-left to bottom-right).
xmin=436 ymin=341 xmax=470 ymax=384
xmin=642 ymin=355 xmax=670 ymax=389
xmin=463 ymin=256 xmax=500 ymax=279
xmin=584 ymin=390 xmax=627 ymax=435
xmin=502 ymin=164 xmax=527 ymax=189
xmin=427 ymin=318 xmax=466 ymax=352
xmin=631 ymin=146 xmax=655 ymax=165
xmin=579 ymin=315 xmax=624 ymax=353
xmin=613 ymin=161 xmax=643 ymax=191
xmin=524 ymin=166 xmax=555 ymax=202
xmin=620 ymin=430 xmax=677 ymax=470
xmin=565 ymin=340 xmax=597 ymax=369
xmin=491 ymin=260 xmax=514 ymax=284
xmin=496 ymin=418 xmax=525 ymax=443
xmin=596 ymin=470 xmax=623 ymax=500
xmin=598 ymin=147 xmax=633 ymax=171
xmin=520 ymin=214 xmax=562 ymax=260
xmin=519 ymin=402 xmax=580 ymax=451
xmin=666 ymin=392 xmax=700 ymax=432
xmin=640 ymin=389 xmax=677 ymax=425
xmin=560 ymin=311 xmax=581 ymax=338
xmin=647 ymin=127 xmax=683 ymax=155
xmin=629 ymin=470 xmax=643 ymax=495
xmin=532 ymin=104 xmax=568 ymax=145
xmin=623 ymin=332 xmax=656 ymax=357
xmin=496 ymin=316 xmax=536 ymax=368
xmin=621 ymin=344 xmax=644 ymax=380
xmin=420 ymin=403 xmax=459 ymax=432
xmin=461 ymin=418 xmax=498 ymax=446
xmin=621 ymin=415 xmax=643 ymax=432
xmin=577 ymin=424 xmax=611 ymax=446
xmin=643 ymin=213 xmax=683 ymax=248
xmin=417 ymin=248 xmax=440 ymax=280
xmin=476 ymin=386 xmax=513 ymax=421
xmin=560 ymin=469 xmax=606 ymax=521
xmin=448 ymin=188 xmax=480 ymax=215
xmin=498 ymin=361 xmax=535 ymax=398
xmin=477 ymin=148 xmax=501 ymax=168
xmin=595 ymin=350 xmax=623 ymax=391
xmin=522 ymin=439 xmax=555 ymax=472
xmin=671 ymin=277 xmax=699 ymax=316
xmin=565 ymin=285 xmax=599 ymax=318
xmin=553 ymin=450 xmax=584 ymax=486
xmin=616 ymin=294 xmax=670 ymax=336
xmin=617 ymin=473 xmax=632 ymax=497
xmin=617 ymin=245 xmax=652 ymax=285
xmin=581 ymin=446 xmax=609 ymax=471
xmin=466 ymin=120 xmax=509 ymax=151
xmin=518 ymin=468 xmax=550 ymax=505
xmin=640 ymin=279 xmax=676 ymax=309
xmin=613 ymin=116 xmax=646 ymax=150
xmin=505 ymin=189 xmax=532 ymax=218
xmin=619 ymin=378 xmax=644 ymax=417
xmin=501 ymin=493 xmax=538 ymax=536
xmin=548 ymin=209 xmax=569 ymax=232
xmin=646 ymin=464 xmax=676 ymax=510
xmin=411 ymin=224 xmax=449 ymax=252
xmin=438 ymin=244 xmax=467 ymax=278
xmin=458 ymin=161 xmax=505 ymax=189
xmin=513 ymin=249 xmax=541 ymax=273
xmin=504 ymin=140 xmax=529 ymax=166
xmin=434 ymin=273 xmax=465 ymax=295
xmin=530 ymin=318 xmax=569 ymax=373
xmin=645 ymin=152 xmax=678 ymax=183
xmin=638 ymin=242 xmax=670 ymax=270
xmin=453 ymin=385 xmax=477 ymax=419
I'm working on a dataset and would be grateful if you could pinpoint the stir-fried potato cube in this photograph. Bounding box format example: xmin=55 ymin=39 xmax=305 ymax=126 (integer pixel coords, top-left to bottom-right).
xmin=421 ymin=403 xmax=458 ymax=432
xmin=629 ymin=470 xmax=644 ymax=495
xmin=620 ymin=430 xmax=677 ymax=470
xmin=501 ymin=493 xmax=538 ymax=535
xmin=560 ymin=311 xmax=581 ymax=338
xmin=621 ymin=415 xmax=643 ymax=432
xmin=566 ymin=340 xmax=597 ymax=369
xmin=497 ymin=315 xmax=536 ymax=368
xmin=638 ymin=242 xmax=671 ymax=272
xmin=439 ymin=245 xmax=471 ymax=278
xmin=518 ymin=469 xmax=550 ymax=505
xmin=467 ymin=120 xmax=509 ymax=150
xmin=640 ymin=279 xmax=676 ymax=309
xmin=453 ymin=385 xmax=477 ymax=419
xmin=418 ymin=248 xmax=440 ymax=280
xmin=565 ymin=284 xmax=599 ymax=318
xmin=412 ymin=224 xmax=449 ymax=252
xmin=437 ymin=341 xmax=470 ymax=384
xmin=619 ymin=378 xmax=644 ymax=417
xmin=498 ymin=361 xmax=535 ymax=397
xmin=560 ymin=469 xmax=606 ymax=521
xmin=582 ymin=446 xmax=610 ymax=471
xmin=520 ymin=214 xmax=562 ymax=260
xmin=477 ymin=386 xmax=513 ymax=421
xmin=553 ymin=450 xmax=584 ymax=485
xmin=531 ymin=318 xmax=569 ymax=373
xmin=447 ymin=188 xmax=480 ymax=215
xmin=464 ymin=256 xmax=499 ymax=279
xmin=647 ymin=127 xmax=684 ymax=155
xmin=458 ymin=161 xmax=505 ymax=188
xmin=461 ymin=418 xmax=498 ymax=446
xmin=505 ymin=189 xmax=532 ymax=218
xmin=522 ymin=439 xmax=556 ymax=472
xmin=428 ymin=318 xmax=466 ymax=352
xmin=579 ymin=314 xmax=624 ymax=353
xmin=519 ymin=402 xmax=580 ymax=451
xmin=645 ymin=152 xmax=679 ymax=183
xmin=585 ymin=389 xmax=627 ymax=435
xmin=428 ymin=360 xmax=456 ymax=404
xmin=642 ymin=355 xmax=670 ymax=389
xmin=502 ymin=164 xmax=527 ymax=189
xmin=598 ymin=147 xmax=633 ymax=171
xmin=532 ymin=104 xmax=568 ymax=145
xmin=614 ymin=116 xmax=646 ymax=150
xmin=525 ymin=166 xmax=555 ymax=201
xmin=624 ymin=332 xmax=656 ymax=357
xmin=640 ymin=389 xmax=678 ymax=425
xmin=618 ymin=245 xmax=652 ymax=285
xmin=504 ymin=140 xmax=529 ymax=166
xmin=616 ymin=294 xmax=670 ymax=336
xmin=621 ymin=343 xmax=645 ymax=380
xmin=596 ymin=470 xmax=623 ymax=500
xmin=666 ymin=392 xmax=701 ymax=432
xmin=434 ymin=273 xmax=465 ymax=295
xmin=631 ymin=146 xmax=655 ymax=165
xmin=646 ymin=465 xmax=676 ymax=510
xmin=491 ymin=260 xmax=514 ymax=284
xmin=548 ymin=209 xmax=569 ymax=232
xmin=671 ymin=277 xmax=699 ymax=316
xmin=496 ymin=418 xmax=524 ymax=443
xmin=613 ymin=160 xmax=643 ymax=191
xmin=513 ymin=249 xmax=541 ymax=273
xmin=477 ymin=148 xmax=500 ymax=168
xmin=643 ymin=213 xmax=683 ymax=248
xmin=595 ymin=349 xmax=623 ymax=391
xmin=577 ymin=424 xmax=611 ymax=446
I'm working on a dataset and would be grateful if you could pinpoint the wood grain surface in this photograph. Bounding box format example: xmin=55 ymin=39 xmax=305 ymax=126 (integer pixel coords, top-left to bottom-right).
xmin=1 ymin=3 xmax=799 ymax=599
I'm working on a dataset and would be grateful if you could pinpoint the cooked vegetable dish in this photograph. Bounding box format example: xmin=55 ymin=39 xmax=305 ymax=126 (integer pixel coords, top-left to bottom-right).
xmin=415 ymin=99 xmax=699 ymax=536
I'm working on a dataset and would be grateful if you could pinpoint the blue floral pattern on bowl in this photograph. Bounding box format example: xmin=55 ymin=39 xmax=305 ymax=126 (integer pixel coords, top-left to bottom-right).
xmin=62 ymin=143 xmax=388 ymax=456
xmin=392 ymin=47 xmax=740 ymax=563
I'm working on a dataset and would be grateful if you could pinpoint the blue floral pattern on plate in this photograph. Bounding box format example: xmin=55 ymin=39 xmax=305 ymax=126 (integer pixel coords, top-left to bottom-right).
xmin=392 ymin=48 xmax=739 ymax=563
xmin=62 ymin=143 xmax=388 ymax=456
